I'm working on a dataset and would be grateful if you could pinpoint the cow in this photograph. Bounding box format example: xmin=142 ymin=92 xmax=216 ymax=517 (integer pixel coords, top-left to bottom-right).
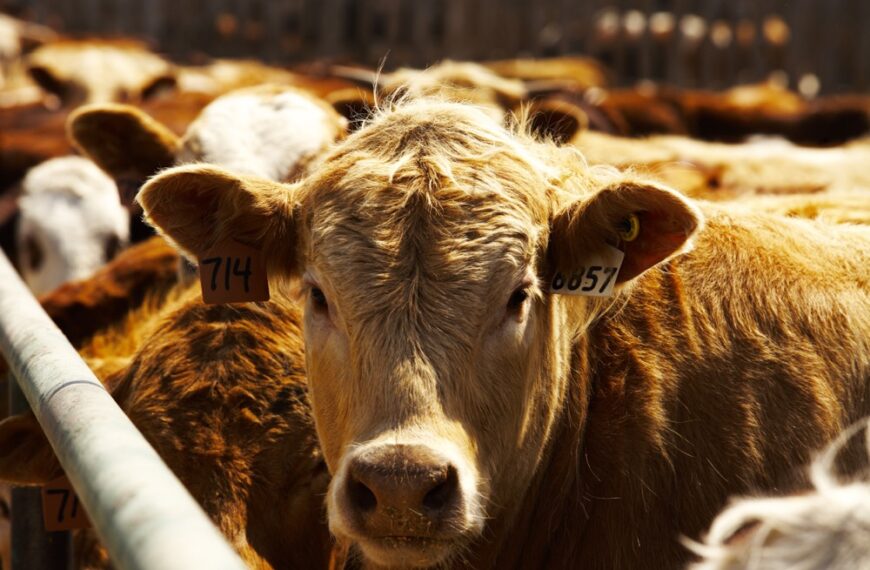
xmin=329 ymin=60 xmax=530 ymax=122
xmin=139 ymin=98 xmax=870 ymax=569
xmin=0 ymin=251 xmax=331 ymax=569
xmin=688 ymin=420 xmax=870 ymax=570
xmin=0 ymin=90 xmax=213 ymax=271
xmin=25 ymin=38 xmax=177 ymax=107
xmin=537 ymin=120 xmax=870 ymax=199
xmin=482 ymin=56 xmax=608 ymax=91
xmin=16 ymin=156 xmax=129 ymax=295
xmin=68 ymin=84 xmax=348 ymax=244
xmin=525 ymin=82 xmax=870 ymax=146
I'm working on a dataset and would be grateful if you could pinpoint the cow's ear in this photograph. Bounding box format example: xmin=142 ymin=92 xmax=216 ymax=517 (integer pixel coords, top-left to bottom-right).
xmin=0 ymin=413 xmax=62 ymax=485
xmin=137 ymin=164 xmax=300 ymax=275
xmin=550 ymin=181 xmax=702 ymax=285
xmin=68 ymin=104 xmax=179 ymax=180
xmin=524 ymin=98 xmax=588 ymax=145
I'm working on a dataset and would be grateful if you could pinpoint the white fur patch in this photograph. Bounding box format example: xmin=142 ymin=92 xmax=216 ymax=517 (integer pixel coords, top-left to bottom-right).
xmin=688 ymin=420 xmax=870 ymax=570
xmin=176 ymin=88 xmax=341 ymax=181
xmin=16 ymin=156 xmax=129 ymax=295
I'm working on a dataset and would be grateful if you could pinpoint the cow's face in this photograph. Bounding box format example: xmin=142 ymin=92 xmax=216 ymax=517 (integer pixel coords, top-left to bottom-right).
xmin=140 ymin=100 xmax=701 ymax=568
xmin=296 ymin=113 xmax=559 ymax=567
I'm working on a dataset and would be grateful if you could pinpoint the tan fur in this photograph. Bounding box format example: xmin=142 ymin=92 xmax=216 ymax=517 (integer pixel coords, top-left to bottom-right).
xmin=26 ymin=39 xmax=176 ymax=106
xmin=140 ymin=99 xmax=870 ymax=568
xmin=483 ymin=56 xmax=608 ymax=90
xmin=381 ymin=61 xmax=528 ymax=121
xmin=70 ymin=85 xmax=346 ymax=184
xmin=68 ymin=103 xmax=181 ymax=180
xmin=570 ymin=130 xmax=870 ymax=199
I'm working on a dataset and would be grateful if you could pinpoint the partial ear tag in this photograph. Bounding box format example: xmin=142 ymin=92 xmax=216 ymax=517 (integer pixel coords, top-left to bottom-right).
xmin=42 ymin=476 xmax=91 ymax=531
xmin=199 ymin=238 xmax=270 ymax=304
xmin=550 ymin=244 xmax=624 ymax=297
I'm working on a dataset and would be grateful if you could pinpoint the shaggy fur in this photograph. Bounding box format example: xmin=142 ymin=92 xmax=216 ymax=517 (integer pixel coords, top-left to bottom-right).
xmin=688 ymin=420 xmax=870 ymax=570
xmin=140 ymin=99 xmax=870 ymax=569
xmin=0 ymin=280 xmax=331 ymax=569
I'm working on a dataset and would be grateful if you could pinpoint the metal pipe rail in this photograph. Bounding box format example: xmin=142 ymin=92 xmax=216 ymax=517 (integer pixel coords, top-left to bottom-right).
xmin=0 ymin=250 xmax=247 ymax=570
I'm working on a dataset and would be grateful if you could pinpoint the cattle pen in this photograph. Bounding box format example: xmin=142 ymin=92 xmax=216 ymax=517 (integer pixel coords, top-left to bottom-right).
xmin=6 ymin=0 xmax=870 ymax=95
xmin=0 ymin=248 xmax=247 ymax=570
xmin=0 ymin=0 xmax=869 ymax=568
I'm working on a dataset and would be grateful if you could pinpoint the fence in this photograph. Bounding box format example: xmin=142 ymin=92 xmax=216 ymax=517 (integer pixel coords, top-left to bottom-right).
xmin=0 ymin=248 xmax=247 ymax=570
xmin=3 ymin=0 xmax=869 ymax=95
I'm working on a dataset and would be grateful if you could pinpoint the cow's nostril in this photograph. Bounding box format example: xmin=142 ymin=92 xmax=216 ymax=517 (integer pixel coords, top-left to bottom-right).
xmin=423 ymin=465 xmax=458 ymax=511
xmin=348 ymin=477 xmax=377 ymax=512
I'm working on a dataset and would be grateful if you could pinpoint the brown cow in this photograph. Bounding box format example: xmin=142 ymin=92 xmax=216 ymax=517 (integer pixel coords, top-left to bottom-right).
xmin=141 ymin=99 xmax=870 ymax=569
xmin=0 ymin=269 xmax=331 ymax=569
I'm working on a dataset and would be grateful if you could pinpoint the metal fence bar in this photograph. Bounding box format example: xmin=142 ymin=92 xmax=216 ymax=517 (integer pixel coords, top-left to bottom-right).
xmin=0 ymin=250 xmax=246 ymax=570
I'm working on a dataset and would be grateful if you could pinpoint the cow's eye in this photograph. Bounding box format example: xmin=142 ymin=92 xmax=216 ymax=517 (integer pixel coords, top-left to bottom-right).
xmin=25 ymin=236 xmax=43 ymax=271
xmin=104 ymin=235 xmax=122 ymax=262
xmin=310 ymin=287 xmax=329 ymax=312
xmin=506 ymin=287 xmax=529 ymax=312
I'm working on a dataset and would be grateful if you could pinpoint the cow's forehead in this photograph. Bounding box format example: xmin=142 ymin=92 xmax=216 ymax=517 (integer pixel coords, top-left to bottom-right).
xmin=298 ymin=102 xmax=550 ymax=317
xmin=301 ymin=100 xmax=553 ymax=244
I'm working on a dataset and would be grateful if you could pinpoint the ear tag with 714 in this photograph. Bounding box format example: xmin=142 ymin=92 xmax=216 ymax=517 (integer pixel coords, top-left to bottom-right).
xmin=198 ymin=238 xmax=270 ymax=304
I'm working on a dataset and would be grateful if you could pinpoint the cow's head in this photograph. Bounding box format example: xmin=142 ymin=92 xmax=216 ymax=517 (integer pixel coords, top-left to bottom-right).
xmin=140 ymin=99 xmax=701 ymax=567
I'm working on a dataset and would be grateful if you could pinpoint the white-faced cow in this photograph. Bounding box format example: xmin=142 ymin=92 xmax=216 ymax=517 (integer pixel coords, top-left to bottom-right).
xmin=16 ymin=155 xmax=129 ymax=295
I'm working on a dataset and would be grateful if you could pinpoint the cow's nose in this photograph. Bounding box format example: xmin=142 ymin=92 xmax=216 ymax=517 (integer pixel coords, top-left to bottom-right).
xmin=345 ymin=444 xmax=460 ymax=528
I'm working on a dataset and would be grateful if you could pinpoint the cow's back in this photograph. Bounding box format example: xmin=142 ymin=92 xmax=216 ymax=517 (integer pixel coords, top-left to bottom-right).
xmin=526 ymin=209 xmax=869 ymax=569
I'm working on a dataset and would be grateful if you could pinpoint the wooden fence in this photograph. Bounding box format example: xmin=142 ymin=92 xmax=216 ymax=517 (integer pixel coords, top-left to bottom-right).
xmin=3 ymin=0 xmax=869 ymax=94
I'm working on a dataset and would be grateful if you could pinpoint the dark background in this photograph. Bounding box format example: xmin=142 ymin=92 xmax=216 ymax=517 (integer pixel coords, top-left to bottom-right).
xmin=2 ymin=0 xmax=868 ymax=95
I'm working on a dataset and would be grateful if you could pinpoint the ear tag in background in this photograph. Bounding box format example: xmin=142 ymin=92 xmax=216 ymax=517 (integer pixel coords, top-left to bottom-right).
xmin=42 ymin=475 xmax=91 ymax=531
xmin=550 ymin=244 xmax=624 ymax=297
xmin=198 ymin=238 xmax=270 ymax=304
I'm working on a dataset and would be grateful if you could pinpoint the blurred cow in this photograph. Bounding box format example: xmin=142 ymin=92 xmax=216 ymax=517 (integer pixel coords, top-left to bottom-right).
xmin=16 ymin=156 xmax=129 ymax=295
xmin=689 ymin=420 xmax=870 ymax=570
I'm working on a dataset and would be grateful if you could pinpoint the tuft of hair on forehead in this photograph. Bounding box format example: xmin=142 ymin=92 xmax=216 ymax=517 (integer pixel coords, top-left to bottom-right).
xmin=303 ymin=98 xmax=580 ymax=219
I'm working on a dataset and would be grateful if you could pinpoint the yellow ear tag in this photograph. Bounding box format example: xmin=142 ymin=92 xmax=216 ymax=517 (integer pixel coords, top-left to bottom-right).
xmin=618 ymin=214 xmax=640 ymax=242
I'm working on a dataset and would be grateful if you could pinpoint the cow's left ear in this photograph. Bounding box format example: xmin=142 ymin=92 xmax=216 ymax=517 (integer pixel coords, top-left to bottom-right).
xmin=137 ymin=164 xmax=300 ymax=275
xmin=549 ymin=181 xmax=703 ymax=286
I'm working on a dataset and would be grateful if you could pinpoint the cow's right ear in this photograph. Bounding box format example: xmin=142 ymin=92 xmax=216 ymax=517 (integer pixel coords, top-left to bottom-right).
xmin=68 ymin=104 xmax=179 ymax=180
xmin=0 ymin=412 xmax=62 ymax=485
xmin=137 ymin=165 xmax=300 ymax=275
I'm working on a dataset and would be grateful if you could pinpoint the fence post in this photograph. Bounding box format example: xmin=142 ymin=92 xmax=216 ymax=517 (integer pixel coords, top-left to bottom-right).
xmin=8 ymin=377 xmax=72 ymax=570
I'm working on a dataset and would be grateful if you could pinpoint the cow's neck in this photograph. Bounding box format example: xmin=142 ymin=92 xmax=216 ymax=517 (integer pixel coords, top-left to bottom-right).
xmin=469 ymin=333 xmax=596 ymax=569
